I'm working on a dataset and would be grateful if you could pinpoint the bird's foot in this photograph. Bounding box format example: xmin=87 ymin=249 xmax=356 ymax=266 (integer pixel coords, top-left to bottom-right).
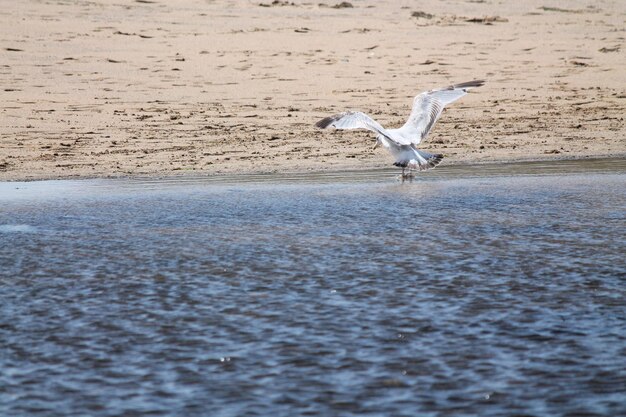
xmin=398 ymin=171 xmax=415 ymax=182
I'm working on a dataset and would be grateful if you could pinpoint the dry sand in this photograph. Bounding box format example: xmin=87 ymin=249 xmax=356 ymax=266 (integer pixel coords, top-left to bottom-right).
xmin=1 ymin=0 xmax=624 ymax=181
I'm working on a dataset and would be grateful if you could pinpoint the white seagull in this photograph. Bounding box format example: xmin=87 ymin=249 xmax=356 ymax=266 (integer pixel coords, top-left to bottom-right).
xmin=315 ymin=80 xmax=484 ymax=177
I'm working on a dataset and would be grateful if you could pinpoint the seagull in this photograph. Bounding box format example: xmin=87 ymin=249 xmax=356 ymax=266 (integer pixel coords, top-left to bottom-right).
xmin=315 ymin=80 xmax=484 ymax=177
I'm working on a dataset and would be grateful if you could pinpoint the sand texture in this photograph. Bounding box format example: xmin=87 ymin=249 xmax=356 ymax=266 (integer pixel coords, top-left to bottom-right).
xmin=1 ymin=0 xmax=625 ymax=180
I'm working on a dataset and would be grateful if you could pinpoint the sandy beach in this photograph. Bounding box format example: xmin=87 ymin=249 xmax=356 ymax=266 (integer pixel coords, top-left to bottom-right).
xmin=1 ymin=0 xmax=624 ymax=181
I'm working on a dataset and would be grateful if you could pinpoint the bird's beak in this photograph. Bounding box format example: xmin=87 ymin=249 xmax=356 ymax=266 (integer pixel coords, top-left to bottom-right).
xmin=372 ymin=141 xmax=380 ymax=150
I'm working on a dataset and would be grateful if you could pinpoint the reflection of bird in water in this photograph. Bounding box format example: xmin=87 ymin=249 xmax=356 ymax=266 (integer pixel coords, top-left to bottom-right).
xmin=315 ymin=80 xmax=485 ymax=178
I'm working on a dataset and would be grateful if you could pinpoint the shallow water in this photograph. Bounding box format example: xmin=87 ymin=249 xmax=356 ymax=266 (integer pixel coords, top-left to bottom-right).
xmin=1 ymin=159 xmax=625 ymax=416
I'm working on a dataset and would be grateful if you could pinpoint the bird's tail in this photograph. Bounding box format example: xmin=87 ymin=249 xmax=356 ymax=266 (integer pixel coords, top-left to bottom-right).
xmin=413 ymin=149 xmax=443 ymax=171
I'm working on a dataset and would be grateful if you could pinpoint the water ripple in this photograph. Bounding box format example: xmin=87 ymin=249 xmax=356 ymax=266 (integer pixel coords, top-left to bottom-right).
xmin=1 ymin=159 xmax=625 ymax=416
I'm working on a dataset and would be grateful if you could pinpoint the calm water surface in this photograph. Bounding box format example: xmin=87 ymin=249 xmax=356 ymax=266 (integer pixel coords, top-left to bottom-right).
xmin=1 ymin=159 xmax=625 ymax=416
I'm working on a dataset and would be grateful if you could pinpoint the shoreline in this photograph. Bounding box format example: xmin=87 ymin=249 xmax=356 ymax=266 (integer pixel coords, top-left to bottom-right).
xmin=2 ymin=154 xmax=624 ymax=184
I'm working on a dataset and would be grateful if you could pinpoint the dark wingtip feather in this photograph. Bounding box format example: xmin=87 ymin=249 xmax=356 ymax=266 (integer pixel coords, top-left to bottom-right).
xmin=452 ymin=80 xmax=485 ymax=89
xmin=431 ymin=154 xmax=444 ymax=167
xmin=315 ymin=116 xmax=335 ymax=129
xmin=398 ymin=154 xmax=444 ymax=172
xmin=423 ymin=154 xmax=444 ymax=170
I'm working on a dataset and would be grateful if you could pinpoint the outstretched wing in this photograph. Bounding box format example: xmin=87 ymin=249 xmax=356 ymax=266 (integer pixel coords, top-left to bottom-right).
xmin=395 ymin=80 xmax=484 ymax=145
xmin=315 ymin=111 xmax=399 ymax=144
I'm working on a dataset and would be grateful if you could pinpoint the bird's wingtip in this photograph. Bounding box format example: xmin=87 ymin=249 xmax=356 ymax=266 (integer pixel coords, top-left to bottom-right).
xmin=424 ymin=154 xmax=444 ymax=170
xmin=315 ymin=116 xmax=335 ymax=129
xmin=453 ymin=80 xmax=485 ymax=89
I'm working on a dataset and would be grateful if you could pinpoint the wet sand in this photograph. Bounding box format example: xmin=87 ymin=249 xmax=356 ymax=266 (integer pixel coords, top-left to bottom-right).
xmin=1 ymin=0 xmax=625 ymax=181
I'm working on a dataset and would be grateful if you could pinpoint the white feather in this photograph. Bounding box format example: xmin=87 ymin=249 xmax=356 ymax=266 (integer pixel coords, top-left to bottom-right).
xmin=315 ymin=80 xmax=484 ymax=171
